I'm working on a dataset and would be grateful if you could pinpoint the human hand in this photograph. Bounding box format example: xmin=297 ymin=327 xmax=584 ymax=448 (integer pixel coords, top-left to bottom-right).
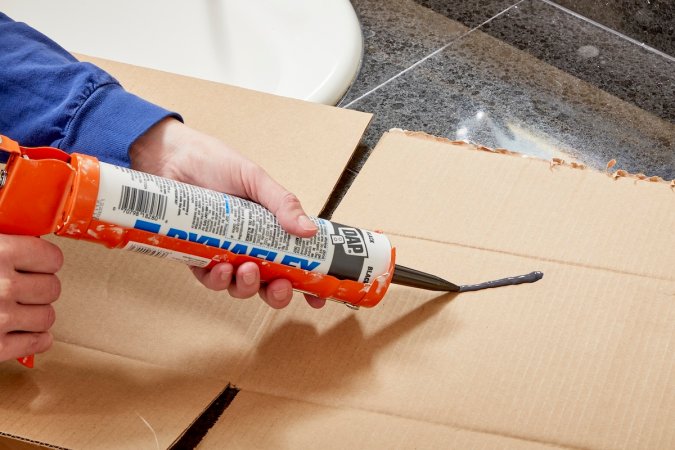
xmin=0 ymin=235 xmax=62 ymax=363
xmin=129 ymin=118 xmax=326 ymax=309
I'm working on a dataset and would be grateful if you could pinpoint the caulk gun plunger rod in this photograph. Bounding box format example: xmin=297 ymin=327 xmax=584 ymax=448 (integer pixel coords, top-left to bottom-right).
xmin=391 ymin=264 xmax=460 ymax=292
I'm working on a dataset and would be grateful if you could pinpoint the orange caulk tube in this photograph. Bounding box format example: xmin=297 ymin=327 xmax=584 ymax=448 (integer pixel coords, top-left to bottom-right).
xmin=0 ymin=135 xmax=399 ymax=366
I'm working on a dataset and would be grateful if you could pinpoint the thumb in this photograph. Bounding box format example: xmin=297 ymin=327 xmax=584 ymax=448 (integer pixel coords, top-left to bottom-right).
xmin=245 ymin=167 xmax=318 ymax=238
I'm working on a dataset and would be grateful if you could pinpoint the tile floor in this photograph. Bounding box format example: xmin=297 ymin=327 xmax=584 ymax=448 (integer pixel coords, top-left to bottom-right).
xmin=322 ymin=0 xmax=674 ymax=216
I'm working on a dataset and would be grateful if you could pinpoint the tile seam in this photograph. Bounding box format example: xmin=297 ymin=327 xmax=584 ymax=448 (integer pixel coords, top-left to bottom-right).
xmin=540 ymin=0 xmax=675 ymax=63
xmin=343 ymin=0 xmax=526 ymax=109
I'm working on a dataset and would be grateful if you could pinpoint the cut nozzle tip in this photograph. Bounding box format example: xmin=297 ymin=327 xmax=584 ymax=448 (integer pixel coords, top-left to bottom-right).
xmin=391 ymin=264 xmax=460 ymax=292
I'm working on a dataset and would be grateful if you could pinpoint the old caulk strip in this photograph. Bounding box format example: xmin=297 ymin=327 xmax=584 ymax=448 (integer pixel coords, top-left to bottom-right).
xmin=459 ymin=271 xmax=544 ymax=292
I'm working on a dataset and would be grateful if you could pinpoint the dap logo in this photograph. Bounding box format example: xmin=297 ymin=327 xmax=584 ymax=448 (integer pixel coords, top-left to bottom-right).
xmin=331 ymin=226 xmax=368 ymax=257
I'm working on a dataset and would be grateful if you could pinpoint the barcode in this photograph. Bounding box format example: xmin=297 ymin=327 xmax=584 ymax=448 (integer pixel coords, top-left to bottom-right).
xmin=118 ymin=185 xmax=167 ymax=220
xmin=126 ymin=242 xmax=170 ymax=259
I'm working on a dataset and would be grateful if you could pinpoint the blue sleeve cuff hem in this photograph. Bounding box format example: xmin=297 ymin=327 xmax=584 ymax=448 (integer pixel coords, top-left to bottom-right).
xmin=58 ymin=83 xmax=183 ymax=167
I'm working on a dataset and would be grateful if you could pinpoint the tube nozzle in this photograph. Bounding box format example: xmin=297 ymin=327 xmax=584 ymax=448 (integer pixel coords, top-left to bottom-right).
xmin=391 ymin=264 xmax=460 ymax=292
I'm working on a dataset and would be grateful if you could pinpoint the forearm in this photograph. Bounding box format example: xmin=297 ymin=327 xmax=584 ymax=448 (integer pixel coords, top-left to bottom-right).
xmin=0 ymin=12 xmax=181 ymax=167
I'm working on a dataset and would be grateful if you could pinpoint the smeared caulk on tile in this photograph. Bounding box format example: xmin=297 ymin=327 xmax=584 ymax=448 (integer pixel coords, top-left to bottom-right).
xmin=459 ymin=271 xmax=544 ymax=292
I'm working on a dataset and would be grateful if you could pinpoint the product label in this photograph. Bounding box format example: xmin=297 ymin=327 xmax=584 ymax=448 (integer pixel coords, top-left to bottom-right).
xmin=95 ymin=163 xmax=391 ymax=282
xmin=123 ymin=241 xmax=211 ymax=267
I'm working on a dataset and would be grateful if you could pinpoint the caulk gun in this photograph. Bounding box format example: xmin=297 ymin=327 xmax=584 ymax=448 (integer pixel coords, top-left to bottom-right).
xmin=0 ymin=134 xmax=544 ymax=368
xmin=0 ymin=134 xmax=459 ymax=306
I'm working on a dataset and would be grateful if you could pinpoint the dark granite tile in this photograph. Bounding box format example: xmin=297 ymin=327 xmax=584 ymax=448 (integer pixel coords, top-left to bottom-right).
xmin=478 ymin=0 xmax=675 ymax=123
xmin=341 ymin=0 xmax=468 ymax=105
xmin=343 ymin=0 xmax=673 ymax=182
xmin=324 ymin=0 xmax=673 ymax=218
xmin=552 ymin=0 xmax=675 ymax=57
xmin=413 ymin=0 xmax=522 ymax=27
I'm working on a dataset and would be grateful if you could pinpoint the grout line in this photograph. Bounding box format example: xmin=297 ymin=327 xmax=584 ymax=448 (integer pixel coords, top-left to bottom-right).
xmin=542 ymin=0 xmax=675 ymax=63
xmin=343 ymin=0 xmax=525 ymax=109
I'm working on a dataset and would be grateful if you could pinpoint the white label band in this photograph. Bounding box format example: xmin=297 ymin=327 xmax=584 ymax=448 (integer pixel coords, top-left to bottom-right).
xmin=94 ymin=162 xmax=391 ymax=282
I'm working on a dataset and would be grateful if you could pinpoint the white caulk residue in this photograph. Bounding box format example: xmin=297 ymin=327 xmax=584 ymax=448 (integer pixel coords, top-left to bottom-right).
xmin=65 ymin=223 xmax=81 ymax=235
xmin=373 ymin=272 xmax=391 ymax=296
xmin=304 ymin=272 xmax=325 ymax=285
xmin=77 ymin=156 xmax=94 ymax=175
xmin=94 ymin=223 xmax=124 ymax=235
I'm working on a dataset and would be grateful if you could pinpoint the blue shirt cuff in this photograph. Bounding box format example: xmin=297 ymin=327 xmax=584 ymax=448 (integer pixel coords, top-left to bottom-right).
xmin=58 ymin=82 xmax=183 ymax=168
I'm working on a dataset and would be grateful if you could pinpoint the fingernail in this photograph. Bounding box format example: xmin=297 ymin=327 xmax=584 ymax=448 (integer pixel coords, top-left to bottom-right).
xmin=298 ymin=215 xmax=317 ymax=232
xmin=272 ymin=287 xmax=289 ymax=302
xmin=220 ymin=267 xmax=233 ymax=282
xmin=242 ymin=272 xmax=256 ymax=286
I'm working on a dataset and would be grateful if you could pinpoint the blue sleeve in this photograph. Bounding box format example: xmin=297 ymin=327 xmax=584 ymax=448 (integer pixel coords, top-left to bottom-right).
xmin=0 ymin=12 xmax=182 ymax=167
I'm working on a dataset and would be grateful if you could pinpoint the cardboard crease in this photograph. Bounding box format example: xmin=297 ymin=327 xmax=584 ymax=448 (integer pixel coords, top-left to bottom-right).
xmin=230 ymin=387 xmax=584 ymax=449
xmin=384 ymin=230 xmax=674 ymax=283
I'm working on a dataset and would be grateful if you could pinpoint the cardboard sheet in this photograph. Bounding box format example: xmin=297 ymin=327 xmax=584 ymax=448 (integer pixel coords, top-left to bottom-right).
xmin=78 ymin=55 xmax=372 ymax=216
xmin=0 ymin=342 xmax=224 ymax=449
xmin=0 ymin=57 xmax=370 ymax=448
xmin=200 ymin=130 xmax=674 ymax=449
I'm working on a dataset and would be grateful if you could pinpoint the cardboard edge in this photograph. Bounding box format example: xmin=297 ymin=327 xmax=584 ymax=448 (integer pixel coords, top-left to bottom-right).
xmin=169 ymin=384 xmax=240 ymax=449
xmin=74 ymin=53 xmax=310 ymax=105
xmin=0 ymin=433 xmax=63 ymax=450
xmin=318 ymin=141 xmax=372 ymax=219
xmin=388 ymin=128 xmax=675 ymax=186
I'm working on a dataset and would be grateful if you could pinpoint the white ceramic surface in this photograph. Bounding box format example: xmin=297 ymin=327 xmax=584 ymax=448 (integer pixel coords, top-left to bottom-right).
xmin=2 ymin=0 xmax=363 ymax=105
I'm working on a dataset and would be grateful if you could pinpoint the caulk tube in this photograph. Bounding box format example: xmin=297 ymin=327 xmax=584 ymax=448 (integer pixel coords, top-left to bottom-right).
xmin=65 ymin=159 xmax=396 ymax=308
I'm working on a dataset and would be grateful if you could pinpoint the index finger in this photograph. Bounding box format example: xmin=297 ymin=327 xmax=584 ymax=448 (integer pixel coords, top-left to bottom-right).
xmin=2 ymin=236 xmax=64 ymax=274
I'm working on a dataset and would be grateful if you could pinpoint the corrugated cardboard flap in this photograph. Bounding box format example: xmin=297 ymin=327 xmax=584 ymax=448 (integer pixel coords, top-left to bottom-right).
xmin=199 ymin=129 xmax=674 ymax=449
xmin=0 ymin=341 xmax=224 ymax=449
